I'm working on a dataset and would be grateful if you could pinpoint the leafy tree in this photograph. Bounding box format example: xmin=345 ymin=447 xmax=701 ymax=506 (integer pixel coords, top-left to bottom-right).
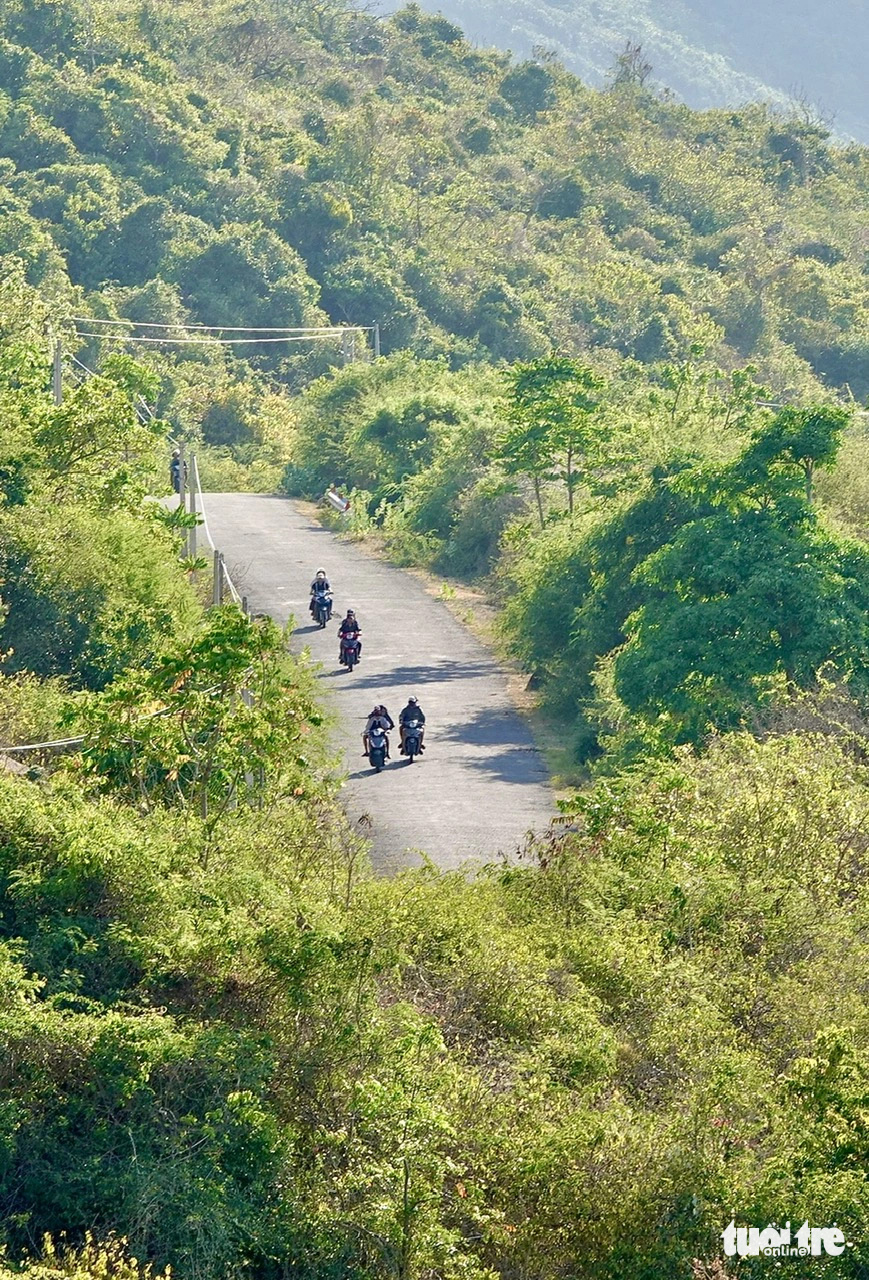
xmin=36 ymin=374 xmax=166 ymax=504
xmin=77 ymin=607 xmax=322 ymax=829
xmin=496 ymin=355 xmax=607 ymax=524
xmin=0 ymin=503 xmax=199 ymax=686
xmin=614 ymin=408 xmax=869 ymax=741
xmin=499 ymin=61 xmax=556 ymax=119
xmin=0 ymin=271 xmax=53 ymax=506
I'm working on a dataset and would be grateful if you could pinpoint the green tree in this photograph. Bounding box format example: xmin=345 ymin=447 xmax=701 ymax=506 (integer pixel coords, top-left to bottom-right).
xmin=614 ymin=407 xmax=869 ymax=741
xmin=78 ymin=607 xmax=322 ymax=832
xmin=36 ymin=374 xmax=166 ymax=504
xmin=497 ymin=355 xmax=607 ymax=525
xmin=499 ymin=61 xmax=556 ymax=119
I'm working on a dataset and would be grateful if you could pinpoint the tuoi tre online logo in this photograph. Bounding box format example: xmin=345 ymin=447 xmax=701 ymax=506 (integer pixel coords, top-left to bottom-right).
xmin=722 ymin=1220 xmax=855 ymax=1258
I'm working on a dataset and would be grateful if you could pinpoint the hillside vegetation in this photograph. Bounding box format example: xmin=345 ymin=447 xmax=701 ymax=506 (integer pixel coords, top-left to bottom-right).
xmin=1 ymin=0 xmax=869 ymax=1276
xmin=3 ymin=0 xmax=869 ymax=385
xmin=429 ymin=0 xmax=869 ymax=143
xmin=2 ymin=303 xmax=869 ymax=1275
xmin=7 ymin=0 xmax=869 ymax=760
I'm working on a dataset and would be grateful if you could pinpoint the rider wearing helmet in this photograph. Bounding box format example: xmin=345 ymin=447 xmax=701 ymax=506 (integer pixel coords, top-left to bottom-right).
xmin=399 ymin=696 xmax=425 ymax=753
xmin=338 ymin=609 xmax=361 ymax=662
xmin=363 ymin=703 xmax=394 ymax=757
xmin=309 ymin=568 xmax=331 ymax=617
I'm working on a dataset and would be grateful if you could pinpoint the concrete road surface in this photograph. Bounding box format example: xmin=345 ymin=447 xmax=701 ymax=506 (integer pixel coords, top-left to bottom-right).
xmin=202 ymin=494 xmax=554 ymax=872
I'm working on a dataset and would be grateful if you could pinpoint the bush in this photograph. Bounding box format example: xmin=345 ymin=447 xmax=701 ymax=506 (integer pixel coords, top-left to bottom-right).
xmin=0 ymin=503 xmax=199 ymax=688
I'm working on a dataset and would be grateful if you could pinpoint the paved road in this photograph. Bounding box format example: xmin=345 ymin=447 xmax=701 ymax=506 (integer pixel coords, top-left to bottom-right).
xmin=202 ymin=494 xmax=554 ymax=872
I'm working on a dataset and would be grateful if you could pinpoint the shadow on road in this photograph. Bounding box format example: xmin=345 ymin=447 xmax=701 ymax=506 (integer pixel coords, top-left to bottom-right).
xmin=344 ymin=764 xmax=397 ymax=780
xmin=437 ymin=707 xmax=549 ymax=785
xmin=454 ymin=747 xmax=549 ymax=785
xmin=440 ymin=706 xmax=533 ymax=746
xmin=348 ymin=658 xmax=497 ymax=690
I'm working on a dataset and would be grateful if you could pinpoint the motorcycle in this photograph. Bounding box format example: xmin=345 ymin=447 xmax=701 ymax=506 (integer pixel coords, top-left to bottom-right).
xmin=403 ymin=719 xmax=423 ymax=762
xmin=368 ymin=725 xmax=388 ymax=772
xmin=313 ymin=591 xmax=333 ymax=628
xmin=339 ymin=633 xmax=361 ymax=669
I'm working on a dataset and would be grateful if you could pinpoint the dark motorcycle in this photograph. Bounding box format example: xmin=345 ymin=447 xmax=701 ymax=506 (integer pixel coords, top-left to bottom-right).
xmin=313 ymin=591 xmax=333 ymax=628
xmin=368 ymin=726 xmax=388 ymax=772
xmin=403 ymin=718 xmax=423 ymax=762
xmin=339 ymin=634 xmax=361 ymax=669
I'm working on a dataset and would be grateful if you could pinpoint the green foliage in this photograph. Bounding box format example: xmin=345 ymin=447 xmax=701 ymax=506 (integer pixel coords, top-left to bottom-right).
xmin=37 ymin=377 xmax=166 ymax=504
xmin=0 ymin=502 xmax=199 ymax=688
xmin=77 ymin=607 xmax=323 ymax=827
xmin=286 ymin=354 xmax=514 ymax=573
xmin=0 ymin=0 xmax=865 ymax=404
xmin=613 ymin=408 xmax=869 ymax=742
xmin=0 ymin=672 xmax=69 ymax=747
xmin=496 ymin=355 xmax=607 ymax=523
xmin=2 ymin=5 xmax=869 ymax=1278
xmin=499 ymin=60 xmax=556 ymax=119
xmin=5 ymin=717 xmax=869 ymax=1278
xmin=0 ymin=1235 xmax=170 ymax=1280
xmin=0 ymin=303 xmax=198 ymax=691
xmin=502 ymin=407 xmax=869 ymax=760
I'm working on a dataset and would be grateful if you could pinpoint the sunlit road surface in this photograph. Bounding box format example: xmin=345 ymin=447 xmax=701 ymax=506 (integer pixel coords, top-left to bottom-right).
xmin=203 ymin=494 xmax=554 ymax=873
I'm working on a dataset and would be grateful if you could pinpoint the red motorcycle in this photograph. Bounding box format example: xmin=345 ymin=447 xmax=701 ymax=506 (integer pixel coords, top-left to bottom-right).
xmin=339 ymin=632 xmax=361 ymax=669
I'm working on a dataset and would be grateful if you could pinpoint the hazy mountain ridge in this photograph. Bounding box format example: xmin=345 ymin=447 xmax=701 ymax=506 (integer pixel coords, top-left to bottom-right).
xmin=425 ymin=0 xmax=869 ymax=140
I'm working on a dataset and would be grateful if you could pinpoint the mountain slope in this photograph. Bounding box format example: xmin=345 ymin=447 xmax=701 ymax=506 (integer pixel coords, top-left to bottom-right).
xmin=424 ymin=0 xmax=869 ymax=141
xmin=2 ymin=0 xmax=869 ymax=422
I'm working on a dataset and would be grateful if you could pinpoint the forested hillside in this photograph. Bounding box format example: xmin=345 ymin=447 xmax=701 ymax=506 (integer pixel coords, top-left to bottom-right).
xmin=3 ymin=0 xmax=869 ymax=390
xmin=2 ymin=0 xmax=869 ymax=1275
xmin=428 ymin=0 xmax=869 ymax=143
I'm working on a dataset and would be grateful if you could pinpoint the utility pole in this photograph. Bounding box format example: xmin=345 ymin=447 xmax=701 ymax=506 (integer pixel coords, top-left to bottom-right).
xmin=52 ymin=340 xmax=62 ymax=405
xmin=341 ymin=329 xmax=352 ymax=366
xmin=374 ymin=323 xmax=381 ymax=360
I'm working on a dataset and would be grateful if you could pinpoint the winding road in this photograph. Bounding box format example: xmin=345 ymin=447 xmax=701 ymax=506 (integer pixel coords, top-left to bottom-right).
xmin=203 ymin=494 xmax=554 ymax=872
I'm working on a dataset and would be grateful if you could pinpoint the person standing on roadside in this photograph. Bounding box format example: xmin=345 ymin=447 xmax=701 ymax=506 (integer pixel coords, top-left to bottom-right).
xmin=170 ymin=449 xmax=187 ymax=494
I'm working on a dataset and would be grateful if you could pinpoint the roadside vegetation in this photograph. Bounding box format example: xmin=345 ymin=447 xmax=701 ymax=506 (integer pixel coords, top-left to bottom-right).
xmin=0 ymin=0 xmax=869 ymax=1276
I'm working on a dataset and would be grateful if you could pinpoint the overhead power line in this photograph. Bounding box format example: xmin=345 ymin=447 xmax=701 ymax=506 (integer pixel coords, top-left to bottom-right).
xmin=73 ymin=317 xmax=372 ymax=334
xmin=74 ymin=332 xmax=352 ymax=345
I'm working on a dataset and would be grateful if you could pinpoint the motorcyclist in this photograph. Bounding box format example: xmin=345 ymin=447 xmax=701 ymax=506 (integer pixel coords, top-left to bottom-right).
xmin=338 ymin=609 xmax=362 ymax=662
xmin=309 ymin=568 xmax=332 ymax=617
xmin=399 ymin=696 xmax=425 ymax=753
xmin=363 ymin=704 xmax=394 ymax=757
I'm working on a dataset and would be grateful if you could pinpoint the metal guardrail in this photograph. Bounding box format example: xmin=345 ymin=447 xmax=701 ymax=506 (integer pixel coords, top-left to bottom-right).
xmin=188 ymin=454 xmax=244 ymax=609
